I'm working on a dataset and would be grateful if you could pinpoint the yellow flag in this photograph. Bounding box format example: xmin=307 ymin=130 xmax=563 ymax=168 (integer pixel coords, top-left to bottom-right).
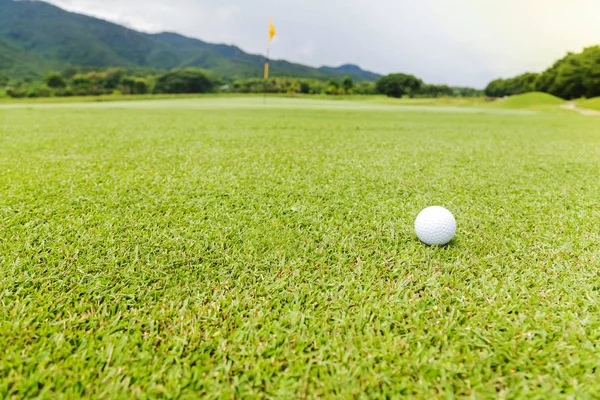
xmin=269 ymin=18 xmax=276 ymax=41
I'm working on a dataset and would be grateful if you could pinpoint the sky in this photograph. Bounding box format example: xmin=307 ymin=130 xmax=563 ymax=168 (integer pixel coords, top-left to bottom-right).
xmin=46 ymin=0 xmax=600 ymax=88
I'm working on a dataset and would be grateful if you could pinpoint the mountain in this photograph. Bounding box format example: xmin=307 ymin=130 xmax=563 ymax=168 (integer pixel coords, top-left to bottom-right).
xmin=0 ymin=38 xmax=54 ymax=77
xmin=318 ymin=64 xmax=381 ymax=81
xmin=0 ymin=0 xmax=381 ymax=81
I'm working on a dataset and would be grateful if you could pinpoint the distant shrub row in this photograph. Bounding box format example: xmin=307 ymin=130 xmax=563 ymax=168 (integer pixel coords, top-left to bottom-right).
xmin=2 ymin=67 xmax=484 ymax=100
xmin=225 ymin=76 xmax=375 ymax=96
xmin=3 ymin=69 xmax=372 ymax=98
xmin=4 ymin=68 xmax=217 ymax=99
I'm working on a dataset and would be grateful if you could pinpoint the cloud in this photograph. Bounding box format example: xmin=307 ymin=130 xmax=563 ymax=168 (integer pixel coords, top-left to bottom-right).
xmin=45 ymin=0 xmax=600 ymax=87
xmin=215 ymin=5 xmax=242 ymax=22
xmin=299 ymin=41 xmax=316 ymax=58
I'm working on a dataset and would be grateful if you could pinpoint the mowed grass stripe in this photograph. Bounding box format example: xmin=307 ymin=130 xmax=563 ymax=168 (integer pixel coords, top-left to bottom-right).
xmin=1 ymin=103 xmax=600 ymax=398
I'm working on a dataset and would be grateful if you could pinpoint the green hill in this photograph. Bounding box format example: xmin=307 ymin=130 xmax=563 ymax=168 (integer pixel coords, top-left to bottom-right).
xmin=575 ymin=97 xmax=600 ymax=112
xmin=0 ymin=39 xmax=56 ymax=77
xmin=0 ymin=0 xmax=381 ymax=81
xmin=494 ymin=92 xmax=565 ymax=109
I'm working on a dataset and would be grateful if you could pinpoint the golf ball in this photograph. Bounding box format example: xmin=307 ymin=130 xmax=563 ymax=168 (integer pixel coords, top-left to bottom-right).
xmin=414 ymin=206 xmax=456 ymax=246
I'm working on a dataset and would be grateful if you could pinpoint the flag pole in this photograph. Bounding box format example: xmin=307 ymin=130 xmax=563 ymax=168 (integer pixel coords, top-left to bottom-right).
xmin=264 ymin=44 xmax=269 ymax=106
xmin=264 ymin=18 xmax=276 ymax=107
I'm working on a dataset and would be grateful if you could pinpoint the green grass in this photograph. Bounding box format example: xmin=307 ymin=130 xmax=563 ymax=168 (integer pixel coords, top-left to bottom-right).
xmin=491 ymin=92 xmax=566 ymax=110
xmin=575 ymin=97 xmax=600 ymax=111
xmin=1 ymin=97 xmax=600 ymax=398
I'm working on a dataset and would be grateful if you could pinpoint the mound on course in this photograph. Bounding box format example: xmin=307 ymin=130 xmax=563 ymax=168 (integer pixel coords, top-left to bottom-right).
xmin=576 ymin=97 xmax=600 ymax=111
xmin=494 ymin=92 xmax=565 ymax=109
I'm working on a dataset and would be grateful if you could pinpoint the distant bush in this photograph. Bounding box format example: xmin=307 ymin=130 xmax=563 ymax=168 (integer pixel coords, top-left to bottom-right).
xmin=299 ymin=81 xmax=311 ymax=94
xmin=45 ymin=72 xmax=67 ymax=89
xmin=376 ymin=73 xmax=423 ymax=98
xmin=154 ymin=69 xmax=215 ymax=94
xmin=418 ymin=84 xmax=454 ymax=98
xmin=352 ymin=82 xmax=376 ymax=95
xmin=133 ymin=79 xmax=149 ymax=95
xmin=6 ymin=87 xmax=28 ymax=98
xmin=54 ymin=88 xmax=74 ymax=97
xmin=26 ymin=85 xmax=52 ymax=98
xmin=71 ymin=88 xmax=109 ymax=96
xmin=226 ymin=77 xmax=327 ymax=95
xmin=326 ymin=85 xmax=344 ymax=95
xmin=3 ymin=68 xmax=155 ymax=98
xmin=103 ymin=68 xmax=124 ymax=90
xmin=327 ymin=79 xmax=340 ymax=90
xmin=342 ymin=76 xmax=354 ymax=93
xmin=121 ymin=77 xmax=135 ymax=95
xmin=71 ymin=74 xmax=93 ymax=90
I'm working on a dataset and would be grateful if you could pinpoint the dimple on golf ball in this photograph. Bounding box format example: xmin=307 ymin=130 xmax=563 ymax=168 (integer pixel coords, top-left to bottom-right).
xmin=414 ymin=206 xmax=456 ymax=246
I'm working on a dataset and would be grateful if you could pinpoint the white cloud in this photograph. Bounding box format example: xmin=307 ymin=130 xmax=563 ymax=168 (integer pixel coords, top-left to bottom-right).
xmin=45 ymin=0 xmax=600 ymax=87
xmin=299 ymin=41 xmax=316 ymax=58
xmin=215 ymin=5 xmax=242 ymax=22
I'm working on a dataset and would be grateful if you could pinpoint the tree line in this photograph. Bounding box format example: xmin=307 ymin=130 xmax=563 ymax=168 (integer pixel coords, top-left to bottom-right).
xmin=2 ymin=66 xmax=483 ymax=99
xmin=484 ymin=45 xmax=600 ymax=100
xmin=2 ymin=68 xmax=216 ymax=98
xmin=374 ymin=73 xmax=483 ymax=98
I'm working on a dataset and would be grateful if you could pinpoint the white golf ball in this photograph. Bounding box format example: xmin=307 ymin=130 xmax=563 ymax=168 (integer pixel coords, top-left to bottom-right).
xmin=414 ymin=206 xmax=456 ymax=246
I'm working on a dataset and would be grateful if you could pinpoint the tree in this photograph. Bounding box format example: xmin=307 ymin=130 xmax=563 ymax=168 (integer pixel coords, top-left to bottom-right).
xmin=376 ymin=73 xmax=423 ymax=98
xmin=485 ymin=78 xmax=507 ymax=97
xmin=342 ymin=76 xmax=354 ymax=93
xmin=486 ymin=45 xmax=600 ymax=100
xmin=45 ymin=72 xmax=66 ymax=89
xmin=326 ymin=80 xmax=344 ymax=95
xmin=71 ymin=74 xmax=92 ymax=89
xmin=299 ymin=81 xmax=311 ymax=94
xmin=154 ymin=69 xmax=215 ymax=94
xmin=535 ymin=46 xmax=600 ymax=99
xmin=534 ymin=61 xmax=560 ymax=95
xmin=133 ymin=79 xmax=148 ymax=95
xmin=103 ymin=68 xmax=124 ymax=89
xmin=121 ymin=77 xmax=135 ymax=94
xmin=354 ymin=82 xmax=376 ymax=95
xmin=484 ymin=73 xmax=538 ymax=98
xmin=70 ymin=72 xmax=107 ymax=95
xmin=512 ymin=73 xmax=538 ymax=94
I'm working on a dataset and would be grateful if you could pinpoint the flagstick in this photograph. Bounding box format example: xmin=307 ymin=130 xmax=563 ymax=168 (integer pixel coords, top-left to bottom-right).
xmin=264 ymin=44 xmax=270 ymax=107
xmin=264 ymin=18 xmax=275 ymax=107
